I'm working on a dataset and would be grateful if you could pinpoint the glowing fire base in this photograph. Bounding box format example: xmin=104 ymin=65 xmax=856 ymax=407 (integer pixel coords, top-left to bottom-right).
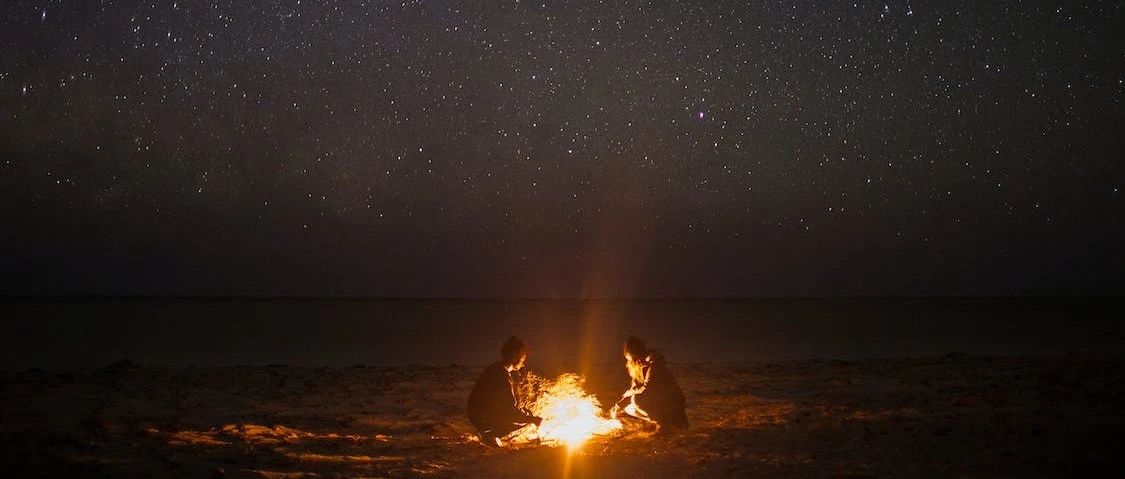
xmin=506 ymin=373 xmax=621 ymax=450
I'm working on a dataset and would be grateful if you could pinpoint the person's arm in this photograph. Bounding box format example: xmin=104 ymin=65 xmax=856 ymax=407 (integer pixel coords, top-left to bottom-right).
xmin=516 ymin=409 xmax=542 ymax=425
xmin=507 ymin=370 xmax=542 ymax=425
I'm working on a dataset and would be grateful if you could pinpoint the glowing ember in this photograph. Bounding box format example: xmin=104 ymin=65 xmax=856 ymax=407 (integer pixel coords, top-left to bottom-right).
xmin=510 ymin=373 xmax=621 ymax=449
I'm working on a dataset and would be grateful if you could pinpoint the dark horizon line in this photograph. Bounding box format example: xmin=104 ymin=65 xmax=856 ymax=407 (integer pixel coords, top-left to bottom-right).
xmin=1 ymin=293 xmax=1122 ymax=302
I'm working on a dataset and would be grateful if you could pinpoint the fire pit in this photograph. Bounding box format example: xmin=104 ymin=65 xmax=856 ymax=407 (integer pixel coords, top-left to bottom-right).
xmin=505 ymin=373 xmax=622 ymax=450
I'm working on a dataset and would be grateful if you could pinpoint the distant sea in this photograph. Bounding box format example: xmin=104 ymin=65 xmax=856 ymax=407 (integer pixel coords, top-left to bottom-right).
xmin=2 ymin=298 xmax=1123 ymax=371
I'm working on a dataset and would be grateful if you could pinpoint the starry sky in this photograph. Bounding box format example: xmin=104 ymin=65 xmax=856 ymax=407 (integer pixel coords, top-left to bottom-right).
xmin=1 ymin=0 xmax=1122 ymax=297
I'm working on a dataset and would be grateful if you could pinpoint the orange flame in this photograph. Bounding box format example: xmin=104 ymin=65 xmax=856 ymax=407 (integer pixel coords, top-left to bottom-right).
xmin=509 ymin=373 xmax=621 ymax=449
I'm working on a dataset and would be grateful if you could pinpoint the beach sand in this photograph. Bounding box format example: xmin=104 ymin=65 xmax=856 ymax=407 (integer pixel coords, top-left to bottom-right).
xmin=3 ymin=355 xmax=1121 ymax=477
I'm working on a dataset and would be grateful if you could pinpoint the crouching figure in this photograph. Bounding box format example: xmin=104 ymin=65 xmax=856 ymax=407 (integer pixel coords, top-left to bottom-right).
xmin=611 ymin=336 xmax=688 ymax=431
xmin=467 ymin=336 xmax=542 ymax=446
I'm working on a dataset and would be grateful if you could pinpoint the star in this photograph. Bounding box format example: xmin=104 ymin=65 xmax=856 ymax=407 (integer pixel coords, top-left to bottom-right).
xmin=0 ymin=0 xmax=1118 ymax=297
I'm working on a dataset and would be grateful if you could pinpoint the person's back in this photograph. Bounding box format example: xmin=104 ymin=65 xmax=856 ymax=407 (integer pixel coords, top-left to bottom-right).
xmin=633 ymin=351 xmax=688 ymax=430
xmin=616 ymin=336 xmax=688 ymax=431
xmin=467 ymin=361 xmax=522 ymax=431
xmin=465 ymin=336 xmax=540 ymax=445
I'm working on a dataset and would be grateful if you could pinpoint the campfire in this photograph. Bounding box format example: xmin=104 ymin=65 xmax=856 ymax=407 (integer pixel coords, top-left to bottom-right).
xmin=508 ymin=373 xmax=622 ymax=449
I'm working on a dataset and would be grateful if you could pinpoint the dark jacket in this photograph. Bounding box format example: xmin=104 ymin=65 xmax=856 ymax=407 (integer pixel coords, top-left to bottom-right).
xmin=467 ymin=362 xmax=537 ymax=435
xmin=626 ymin=352 xmax=688 ymax=429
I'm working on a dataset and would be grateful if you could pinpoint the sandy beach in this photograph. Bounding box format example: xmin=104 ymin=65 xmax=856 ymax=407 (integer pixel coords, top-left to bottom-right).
xmin=3 ymin=354 xmax=1121 ymax=477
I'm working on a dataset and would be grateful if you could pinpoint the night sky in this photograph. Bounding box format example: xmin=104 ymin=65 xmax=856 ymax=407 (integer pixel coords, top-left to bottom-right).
xmin=1 ymin=1 xmax=1122 ymax=297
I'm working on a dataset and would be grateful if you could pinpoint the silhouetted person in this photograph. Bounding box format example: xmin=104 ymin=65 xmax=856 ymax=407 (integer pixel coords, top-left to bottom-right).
xmin=467 ymin=336 xmax=541 ymax=446
xmin=611 ymin=336 xmax=688 ymax=431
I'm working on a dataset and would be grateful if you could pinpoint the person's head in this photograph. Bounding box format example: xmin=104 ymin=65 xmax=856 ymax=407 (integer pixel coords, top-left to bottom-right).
xmin=624 ymin=336 xmax=649 ymax=383
xmin=624 ymin=336 xmax=648 ymax=362
xmin=500 ymin=336 xmax=528 ymax=371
